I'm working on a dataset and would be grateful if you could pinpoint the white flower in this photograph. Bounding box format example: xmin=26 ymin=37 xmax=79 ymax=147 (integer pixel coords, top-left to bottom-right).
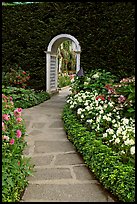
xmin=96 ymin=116 xmax=101 ymax=123
xmin=124 ymin=138 xmax=134 ymax=145
xmin=87 ymin=77 xmax=91 ymax=82
xmin=115 ymin=138 xmax=120 ymax=144
xmin=103 ymin=104 xmax=108 ymax=109
xmin=77 ymin=108 xmax=83 ymax=115
xmin=122 ymin=118 xmax=129 ymax=125
xmin=107 ymin=113 xmax=112 ymax=117
xmin=121 ymin=150 xmax=125 ymax=154
xmin=113 ymin=123 xmax=118 ymax=128
xmin=103 ymin=115 xmax=107 ymax=120
xmin=106 ymin=128 xmax=114 ymax=134
xmin=123 ymin=135 xmax=128 ymax=140
xmin=100 ymin=109 xmax=104 ymax=114
xmin=85 ymin=106 xmax=90 ymax=111
xmin=84 ymin=82 xmax=89 ymax=85
xmin=78 ymin=97 xmax=82 ymax=102
xmin=129 ymin=139 xmax=135 ymax=145
xmin=109 ymin=128 xmax=114 ymax=135
xmin=112 ymin=134 xmax=116 ymax=139
xmin=106 ymin=117 xmax=111 ymax=122
xmin=116 ymin=127 xmax=122 ymax=135
xmin=103 ymin=133 xmax=108 ymax=138
xmin=108 ymin=102 xmax=114 ymax=107
xmin=112 ymin=119 xmax=116 ymax=123
xmin=87 ymin=119 xmax=93 ymax=124
xmin=130 ymin=146 xmax=135 ymax=155
xmin=81 ymin=114 xmax=84 ymax=118
xmin=70 ymin=105 xmax=74 ymax=109
xmin=92 ymin=73 xmax=100 ymax=79
xmin=84 ymin=101 xmax=89 ymax=106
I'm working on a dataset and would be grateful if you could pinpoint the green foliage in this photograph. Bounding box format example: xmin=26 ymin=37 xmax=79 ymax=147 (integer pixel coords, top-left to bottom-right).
xmin=2 ymin=2 xmax=135 ymax=90
xmin=62 ymin=105 xmax=135 ymax=202
xmin=2 ymin=64 xmax=30 ymax=89
xmin=58 ymin=74 xmax=71 ymax=88
xmin=71 ymin=69 xmax=117 ymax=94
xmin=2 ymin=94 xmax=34 ymax=202
xmin=2 ymin=86 xmax=50 ymax=109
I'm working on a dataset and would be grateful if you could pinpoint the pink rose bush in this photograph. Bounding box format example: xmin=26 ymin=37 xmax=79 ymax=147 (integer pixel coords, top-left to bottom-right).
xmin=2 ymin=93 xmax=33 ymax=202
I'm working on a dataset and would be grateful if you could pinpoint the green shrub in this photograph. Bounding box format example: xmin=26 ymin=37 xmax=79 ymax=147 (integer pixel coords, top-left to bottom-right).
xmin=58 ymin=74 xmax=71 ymax=88
xmin=2 ymin=94 xmax=33 ymax=202
xmin=2 ymin=86 xmax=50 ymax=109
xmin=62 ymin=105 xmax=135 ymax=202
xmin=2 ymin=64 xmax=30 ymax=89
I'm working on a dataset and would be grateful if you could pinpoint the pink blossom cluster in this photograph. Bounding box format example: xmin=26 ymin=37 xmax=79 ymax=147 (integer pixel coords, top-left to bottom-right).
xmin=14 ymin=108 xmax=22 ymax=117
xmin=118 ymin=95 xmax=126 ymax=103
xmin=2 ymin=95 xmax=23 ymax=145
xmin=120 ymin=77 xmax=135 ymax=84
xmin=2 ymin=114 xmax=10 ymax=121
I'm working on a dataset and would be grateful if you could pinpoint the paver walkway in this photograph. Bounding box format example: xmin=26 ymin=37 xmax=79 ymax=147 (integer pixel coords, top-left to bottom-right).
xmin=21 ymin=87 xmax=116 ymax=202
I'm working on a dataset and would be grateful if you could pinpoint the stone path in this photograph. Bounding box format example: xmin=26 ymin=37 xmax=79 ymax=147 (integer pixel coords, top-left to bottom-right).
xmin=21 ymin=87 xmax=116 ymax=202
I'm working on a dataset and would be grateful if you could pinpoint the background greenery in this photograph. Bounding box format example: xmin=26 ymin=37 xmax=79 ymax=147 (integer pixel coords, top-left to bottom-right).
xmin=2 ymin=2 xmax=135 ymax=90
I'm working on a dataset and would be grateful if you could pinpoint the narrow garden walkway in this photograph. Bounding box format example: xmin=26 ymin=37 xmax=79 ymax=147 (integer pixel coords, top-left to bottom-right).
xmin=21 ymin=87 xmax=116 ymax=202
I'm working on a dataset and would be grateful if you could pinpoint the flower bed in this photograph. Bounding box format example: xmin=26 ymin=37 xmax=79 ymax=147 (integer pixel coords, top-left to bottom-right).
xmin=2 ymin=94 xmax=33 ymax=202
xmin=2 ymin=86 xmax=50 ymax=109
xmin=62 ymin=69 xmax=135 ymax=202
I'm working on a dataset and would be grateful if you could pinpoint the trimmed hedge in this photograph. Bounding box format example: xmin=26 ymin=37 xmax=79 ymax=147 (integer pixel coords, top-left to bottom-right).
xmin=2 ymin=2 xmax=135 ymax=90
xmin=62 ymin=105 xmax=135 ymax=202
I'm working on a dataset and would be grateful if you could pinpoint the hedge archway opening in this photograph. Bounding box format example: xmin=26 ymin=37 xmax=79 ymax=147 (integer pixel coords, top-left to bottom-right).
xmin=44 ymin=34 xmax=81 ymax=93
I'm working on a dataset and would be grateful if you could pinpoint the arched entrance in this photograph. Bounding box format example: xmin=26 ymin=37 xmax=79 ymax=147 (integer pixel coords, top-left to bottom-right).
xmin=44 ymin=34 xmax=81 ymax=93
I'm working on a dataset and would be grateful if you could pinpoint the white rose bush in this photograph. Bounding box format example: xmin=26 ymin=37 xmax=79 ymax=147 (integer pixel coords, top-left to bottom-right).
xmin=63 ymin=69 xmax=135 ymax=202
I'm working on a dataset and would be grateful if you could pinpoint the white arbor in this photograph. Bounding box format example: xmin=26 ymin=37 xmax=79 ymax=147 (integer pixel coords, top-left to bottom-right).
xmin=44 ymin=34 xmax=81 ymax=93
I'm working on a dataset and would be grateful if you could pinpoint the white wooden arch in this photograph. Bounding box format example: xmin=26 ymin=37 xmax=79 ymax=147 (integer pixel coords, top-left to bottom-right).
xmin=44 ymin=34 xmax=81 ymax=93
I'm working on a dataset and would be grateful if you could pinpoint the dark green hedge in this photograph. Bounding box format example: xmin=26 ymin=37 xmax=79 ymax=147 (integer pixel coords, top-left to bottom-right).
xmin=2 ymin=2 xmax=135 ymax=90
xmin=62 ymin=105 xmax=135 ymax=202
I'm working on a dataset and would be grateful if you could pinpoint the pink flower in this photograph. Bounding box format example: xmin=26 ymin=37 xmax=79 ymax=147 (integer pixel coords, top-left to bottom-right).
xmin=16 ymin=130 xmax=22 ymax=138
xmin=10 ymin=96 xmax=13 ymax=101
xmin=2 ymin=94 xmax=7 ymax=99
xmin=2 ymin=122 xmax=5 ymax=131
xmin=17 ymin=108 xmax=22 ymax=113
xmin=16 ymin=117 xmax=22 ymax=123
xmin=2 ymin=114 xmax=10 ymax=121
xmin=3 ymin=135 xmax=9 ymax=141
xmin=120 ymin=78 xmax=129 ymax=83
xmin=118 ymin=95 xmax=126 ymax=103
xmin=10 ymin=138 xmax=15 ymax=145
xmin=14 ymin=108 xmax=22 ymax=117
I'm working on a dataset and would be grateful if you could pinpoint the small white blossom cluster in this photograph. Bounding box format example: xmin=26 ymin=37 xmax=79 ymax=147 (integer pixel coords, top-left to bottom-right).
xmin=92 ymin=72 xmax=101 ymax=79
xmin=66 ymin=89 xmax=135 ymax=157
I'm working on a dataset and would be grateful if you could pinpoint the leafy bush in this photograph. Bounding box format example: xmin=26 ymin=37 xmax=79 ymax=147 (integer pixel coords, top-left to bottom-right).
xmin=2 ymin=94 xmax=33 ymax=202
xmin=62 ymin=105 xmax=135 ymax=202
xmin=2 ymin=86 xmax=50 ymax=109
xmin=58 ymin=74 xmax=71 ymax=88
xmin=2 ymin=64 xmax=30 ymax=89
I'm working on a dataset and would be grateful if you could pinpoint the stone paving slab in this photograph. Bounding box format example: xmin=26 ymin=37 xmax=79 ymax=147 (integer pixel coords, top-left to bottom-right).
xmin=34 ymin=141 xmax=76 ymax=153
xmin=54 ymin=153 xmax=84 ymax=165
xmin=22 ymin=183 xmax=110 ymax=202
xmin=30 ymin=155 xmax=54 ymax=166
xmin=28 ymin=168 xmax=72 ymax=181
xmin=73 ymin=166 xmax=96 ymax=180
